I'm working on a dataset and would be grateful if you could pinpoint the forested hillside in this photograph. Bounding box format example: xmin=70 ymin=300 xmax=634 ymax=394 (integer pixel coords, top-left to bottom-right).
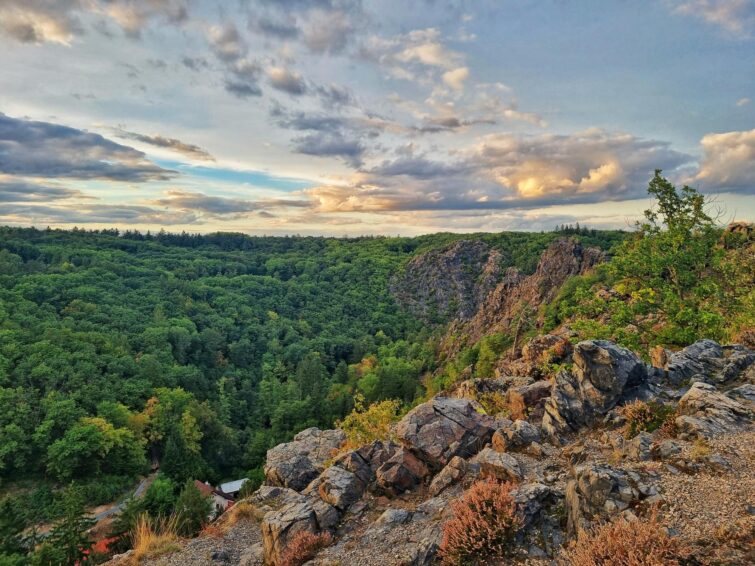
xmin=0 ymin=227 xmax=623 ymax=529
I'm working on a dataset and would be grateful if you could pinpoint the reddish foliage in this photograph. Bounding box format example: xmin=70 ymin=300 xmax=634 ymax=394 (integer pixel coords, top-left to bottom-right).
xmin=438 ymin=478 xmax=522 ymax=565
xmin=279 ymin=531 xmax=332 ymax=566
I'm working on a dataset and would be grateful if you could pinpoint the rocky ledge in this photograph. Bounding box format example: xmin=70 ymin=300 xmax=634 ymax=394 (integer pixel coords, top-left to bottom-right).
xmin=117 ymin=337 xmax=754 ymax=566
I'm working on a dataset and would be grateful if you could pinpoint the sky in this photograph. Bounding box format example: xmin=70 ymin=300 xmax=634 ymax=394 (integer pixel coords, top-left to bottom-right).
xmin=0 ymin=0 xmax=753 ymax=236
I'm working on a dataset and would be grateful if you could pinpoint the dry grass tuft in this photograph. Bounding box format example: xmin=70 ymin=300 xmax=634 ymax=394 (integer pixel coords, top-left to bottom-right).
xmin=224 ymin=500 xmax=263 ymax=528
xmin=438 ymin=478 xmax=522 ymax=565
xmin=560 ymin=510 xmax=688 ymax=566
xmin=130 ymin=514 xmax=181 ymax=564
xmin=279 ymin=531 xmax=333 ymax=566
xmin=690 ymin=437 xmax=712 ymax=461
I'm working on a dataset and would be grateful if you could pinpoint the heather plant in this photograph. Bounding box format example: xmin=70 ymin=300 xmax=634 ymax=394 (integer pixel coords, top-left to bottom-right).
xmin=438 ymin=478 xmax=522 ymax=565
xmin=279 ymin=531 xmax=332 ymax=566
xmin=619 ymin=400 xmax=676 ymax=439
xmin=560 ymin=509 xmax=688 ymax=566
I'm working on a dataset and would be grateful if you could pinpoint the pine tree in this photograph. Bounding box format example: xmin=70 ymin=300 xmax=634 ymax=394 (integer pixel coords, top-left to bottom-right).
xmin=34 ymin=486 xmax=94 ymax=565
xmin=175 ymin=481 xmax=212 ymax=536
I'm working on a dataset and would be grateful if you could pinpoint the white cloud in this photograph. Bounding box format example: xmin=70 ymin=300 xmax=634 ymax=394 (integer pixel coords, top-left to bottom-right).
xmin=442 ymin=67 xmax=470 ymax=91
xmin=695 ymin=128 xmax=755 ymax=191
xmin=674 ymin=0 xmax=755 ymax=36
xmin=736 ymin=97 xmax=751 ymax=106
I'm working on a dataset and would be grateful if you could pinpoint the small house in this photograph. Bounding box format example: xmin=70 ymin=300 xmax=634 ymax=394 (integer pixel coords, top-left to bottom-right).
xmin=219 ymin=478 xmax=249 ymax=500
xmin=193 ymin=480 xmax=233 ymax=518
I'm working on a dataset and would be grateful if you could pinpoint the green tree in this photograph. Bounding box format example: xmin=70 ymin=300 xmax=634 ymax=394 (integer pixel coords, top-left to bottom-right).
xmin=33 ymin=486 xmax=94 ymax=566
xmin=174 ymin=480 xmax=212 ymax=536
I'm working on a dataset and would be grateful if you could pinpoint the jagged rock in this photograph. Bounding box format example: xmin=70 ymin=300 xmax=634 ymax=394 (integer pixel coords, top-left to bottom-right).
xmin=523 ymin=334 xmax=572 ymax=365
xmin=376 ymin=447 xmax=430 ymax=496
xmin=451 ymin=376 xmax=511 ymax=400
xmin=566 ymin=464 xmax=643 ymax=535
xmin=264 ymin=428 xmax=346 ymax=491
xmin=250 ymin=485 xmax=306 ymax=514
xmin=310 ymin=497 xmax=340 ymax=531
xmin=473 ymin=447 xmax=523 ymax=481
xmin=542 ymin=340 xmax=647 ymax=441
xmin=676 ymin=382 xmax=752 ymax=439
xmin=653 ymin=439 xmax=682 ymax=460
xmin=333 ymin=440 xmax=402 ymax=487
xmin=389 ymin=240 xmax=503 ymax=323
xmin=492 ymin=419 xmax=541 ymax=452
xmin=441 ymin=239 xmax=604 ymax=361
xmin=626 ymin=432 xmax=653 ymax=461
xmin=376 ymin=508 xmax=411 ymax=525
xmin=507 ymin=380 xmax=553 ymax=408
xmin=510 ymin=482 xmax=561 ymax=528
xmin=261 ymin=499 xmax=319 ymax=566
xmin=728 ymin=383 xmax=755 ymax=403
xmin=428 ymin=455 xmax=467 ymax=496
xmin=395 ymin=396 xmax=495 ymax=468
xmin=317 ymin=465 xmax=364 ymax=511
xmin=666 ymin=340 xmax=755 ymax=385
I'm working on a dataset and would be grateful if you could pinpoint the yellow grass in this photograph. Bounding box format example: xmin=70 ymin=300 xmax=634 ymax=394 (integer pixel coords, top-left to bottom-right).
xmin=130 ymin=514 xmax=182 ymax=564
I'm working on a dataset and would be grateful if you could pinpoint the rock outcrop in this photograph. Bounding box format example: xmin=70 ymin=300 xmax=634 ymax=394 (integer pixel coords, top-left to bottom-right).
xmin=542 ymin=340 xmax=648 ymax=441
xmin=666 ymin=340 xmax=755 ymax=385
xmin=264 ymin=428 xmax=345 ymax=491
xmin=676 ymin=381 xmax=752 ymax=439
xmin=395 ymin=396 xmax=495 ymax=469
xmin=389 ymin=240 xmax=503 ymax=323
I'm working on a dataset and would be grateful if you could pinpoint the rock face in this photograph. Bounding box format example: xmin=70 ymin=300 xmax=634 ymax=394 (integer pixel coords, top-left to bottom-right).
xmin=395 ymin=396 xmax=495 ymax=469
xmin=375 ymin=447 xmax=430 ymax=496
xmin=565 ymin=464 xmax=646 ymax=535
xmin=473 ymin=447 xmax=523 ymax=481
xmin=492 ymin=419 xmax=541 ymax=452
xmin=389 ymin=240 xmax=503 ymax=323
xmin=428 ymin=456 xmax=468 ymax=496
xmin=316 ymin=465 xmax=364 ymax=511
xmin=264 ymin=428 xmax=345 ymax=491
xmin=666 ymin=340 xmax=755 ymax=385
xmin=675 ymin=382 xmax=752 ymax=439
xmin=441 ymin=239 xmax=604 ymax=358
xmin=260 ymin=498 xmax=318 ymax=566
xmin=332 ymin=440 xmax=401 ymax=487
xmin=542 ymin=340 xmax=648 ymax=441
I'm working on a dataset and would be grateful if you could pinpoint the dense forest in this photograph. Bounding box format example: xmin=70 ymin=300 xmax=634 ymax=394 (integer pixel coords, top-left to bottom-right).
xmin=0 ymin=174 xmax=751 ymax=565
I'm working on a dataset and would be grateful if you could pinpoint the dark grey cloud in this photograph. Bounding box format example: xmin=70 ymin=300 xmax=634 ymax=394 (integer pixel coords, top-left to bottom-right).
xmin=207 ymin=23 xmax=264 ymax=98
xmin=149 ymin=190 xmax=310 ymax=218
xmin=293 ymin=130 xmax=365 ymax=166
xmin=0 ymin=113 xmax=174 ymax=181
xmin=315 ymin=84 xmax=357 ymax=108
xmin=250 ymin=14 xmax=300 ymax=39
xmin=181 ymin=56 xmax=209 ymax=71
xmin=113 ymin=129 xmax=214 ymax=161
xmin=0 ymin=179 xmax=87 ymax=202
xmin=305 ymin=129 xmax=698 ymax=213
xmin=0 ymin=203 xmax=197 ymax=225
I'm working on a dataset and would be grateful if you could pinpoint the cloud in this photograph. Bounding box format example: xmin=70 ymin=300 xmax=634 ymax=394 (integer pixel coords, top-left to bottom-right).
xmin=293 ymin=131 xmax=366 ymax=166
xmin=267 ymin=66 xmax=308 ymax=95
xmin=149 ymin=189 xmax=310 ymax=218
xmin=181 ymin=56 xmax=209 ymax=71
xmin=302 ymin=9 xmax=357 ymax=54
xmin=736 ymin=97 xmax=751 ymax=106
xmin=0 ymin=113 xmax=174 ymax=181
xmin=113 ymin=129 xmax=214 ymax=161
xmin=0 ymin=203 xmax=197 ymax=225
xmin=207 ymin=23 xmax=263 ymax=98
xmin=0 ymin=0 xmax=188 ymax=44
xmin=673 ymin=0 xmax=755 ymax=36
xmin=695 ymin=128 xmax=755 ymax=192
xmin=303 ymin=129 xmax=695 ymax=212
xmin=0 ymin=177 xmax=87 ymax=202
xmin=442 ymin=67 xmax=470 ymax=91
xmin=361 ymin=27 xmax=465 ymax=83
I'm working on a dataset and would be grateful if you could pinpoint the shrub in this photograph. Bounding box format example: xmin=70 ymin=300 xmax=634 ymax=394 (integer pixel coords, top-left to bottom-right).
xmin=279 ymin=531 xmax=332 ymax=566
xmin=438 ymin=478 xmax=522 ymax=565
xmin=619 ymin=400 xmax=676 ymax=439
xmin=336 ymin=394 xmax=403 ymax=450
xmin=560 ymin=510 xmax=688 ymax=566
xmin=690 ymin=438 xmax=712 ymax=461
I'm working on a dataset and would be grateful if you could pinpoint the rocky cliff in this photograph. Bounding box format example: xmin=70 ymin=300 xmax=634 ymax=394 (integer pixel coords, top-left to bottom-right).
xmin=111 ymin=337 xmax=755 ymax=566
